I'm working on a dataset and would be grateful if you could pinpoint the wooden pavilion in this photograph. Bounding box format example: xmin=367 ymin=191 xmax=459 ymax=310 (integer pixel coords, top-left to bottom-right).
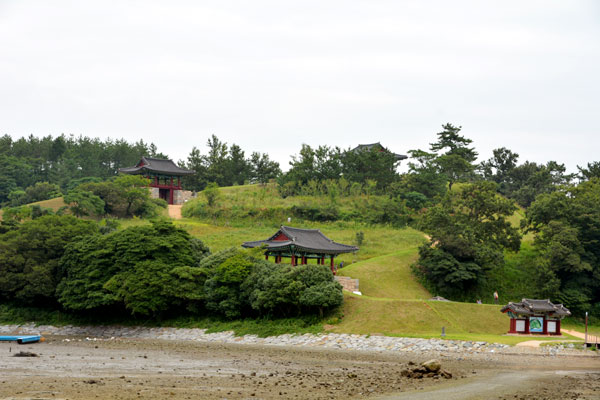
xmin=501 ymin=299 xmax=571 ymax=336
xmin=352 ymin=142 xmax=408 ymax=161
xmin=119 ymin=157 xmax=194 ymax=205
xmin=242 ymin=226 xmax=358 ymax=274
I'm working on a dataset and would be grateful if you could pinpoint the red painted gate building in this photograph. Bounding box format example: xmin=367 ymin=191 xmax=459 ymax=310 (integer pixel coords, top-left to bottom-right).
xmin=119 ymin=157 xmax=194 ymax=205
xmin=501 ymin=299 xmax=571 ymax=335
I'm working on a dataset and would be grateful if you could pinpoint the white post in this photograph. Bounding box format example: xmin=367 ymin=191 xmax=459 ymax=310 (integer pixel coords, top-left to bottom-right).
xmin=585 ymin=311 xmax=588 ymax=345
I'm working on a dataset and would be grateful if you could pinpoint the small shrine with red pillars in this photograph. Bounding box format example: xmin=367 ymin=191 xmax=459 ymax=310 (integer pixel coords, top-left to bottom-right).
xmin=242 ymin=226 xmax=359 ymax=275
xmin=119 ymin=157 xmax=194 ymax=205
xmin=500 ymin=299 xmax=571 ymax=336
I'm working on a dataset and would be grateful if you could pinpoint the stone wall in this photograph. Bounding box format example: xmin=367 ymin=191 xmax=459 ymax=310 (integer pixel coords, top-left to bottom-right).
xmin=148 ymin=188 xmax=196 ymax=205
xmin=335 ymin=276 xmax=359 ymax=293
xmin=174 ymin=189 xmax=196 ymax=205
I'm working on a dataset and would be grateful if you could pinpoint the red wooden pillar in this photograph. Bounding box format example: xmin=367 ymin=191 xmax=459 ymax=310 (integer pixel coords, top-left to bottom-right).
xmin=169 ymin=189 xmax=174 ymax=205
xmin=508 ymin=319 xmax=516 ymax=334
xmin=154 ymin=176 xmax=158 ymax=185
xmin=525 ymin=318 xmax=530 ymax=334
xmin=556 ymin=320 xmax=561 ymax=335
xmin=321 ymin=255 xmax=325 ymax=265
xmin=291 ymin=255 xmax=296 ymax=266
xmin=330 ymin=256 xmax=335 ymax=275
xmin=265 ymin=253 xmax=269 ymax=261
xmin=543 ymin=317 xmax=548 ymax=335
xmin=302 ymin=256 xmax=307 ymax=265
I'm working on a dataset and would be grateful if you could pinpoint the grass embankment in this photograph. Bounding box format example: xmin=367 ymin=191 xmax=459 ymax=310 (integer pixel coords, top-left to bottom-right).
xmin=337 ymin=249 xmax=429 ymax=299
xmin=331 ymin=251 xmax=513 ymax=341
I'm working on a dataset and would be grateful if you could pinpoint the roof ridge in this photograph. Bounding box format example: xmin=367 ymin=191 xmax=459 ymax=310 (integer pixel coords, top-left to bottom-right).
xmin=145 ymin=157 xmax=175 ymax=161
xmin=282 ymin=225 xmax=320 ymax=232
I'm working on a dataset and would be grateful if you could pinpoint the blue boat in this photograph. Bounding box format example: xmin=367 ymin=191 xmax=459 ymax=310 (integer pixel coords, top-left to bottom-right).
xmin=0 ymin=335 xmax=44 ymax=344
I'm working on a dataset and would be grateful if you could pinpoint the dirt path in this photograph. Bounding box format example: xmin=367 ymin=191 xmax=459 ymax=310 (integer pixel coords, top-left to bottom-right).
xmin=564 ymin=329 xmax=600 ymax=343
xmin=167 ymin=204 xmax=182 ymax=219
xmin=1 ymin=337 xmax=599 ymax=400
xmin=515 ymin=339 xmax=577 ymax=348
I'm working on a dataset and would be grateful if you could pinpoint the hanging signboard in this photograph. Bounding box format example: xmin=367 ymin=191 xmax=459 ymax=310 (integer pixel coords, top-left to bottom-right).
xmin=529 ymin=316 xmax=543 ymax=333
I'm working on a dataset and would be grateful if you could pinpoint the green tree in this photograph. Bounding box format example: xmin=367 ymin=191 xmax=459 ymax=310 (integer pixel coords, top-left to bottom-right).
xmin=63 ymin=189 xmax=105 ymax=218
xmin=340 ymin=145 xmax=399 ymax=190
xmin=415 ymin=181 xmax=521 ymax=298
xmin=284 ymin=144 xmax=317 ymax=186
xmin=57 ymin=220 xmax=209 ymax=315
xmin=524 ymin=179 xmax=600 ymax=316
xmin=113 ymin=175 xmax=151 ymax=216
xmin=203 ymin=182 xmax=220 ymax=207
xmin=249 ymin=152 xmax=281 ymax=184
xmin=8 ymin=190 xmax=27 ymax=207
xmin=24 ymin=182 xmax=62 ymax=203
xmin=245 ymin=264 xmax=343 ymax=317
xmin=180 ymin=147 xmax=208 ymax=191
xmin=578 ymin=161 xmax=600 ymax=181
xmin=479 ymin=147 xmax=519 ymax=195
xmin=206 ymin=135 xmax=229 ymax=186
xmin=203 ymin=251 xmax=255 ymax=318
xmin=0 ymin=215 xmax=98 ymax=304
xmin=226 ymin=144 xmax=250 ymax=185
xmin=429 ymin=123 xmax=478 ymax=190
xmin=403 ymin=149 xmax=448 ymax=200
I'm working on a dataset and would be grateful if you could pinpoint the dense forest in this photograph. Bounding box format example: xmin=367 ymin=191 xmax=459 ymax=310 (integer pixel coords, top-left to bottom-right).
xmin=1 ymin=124 xmax=599 ymax=319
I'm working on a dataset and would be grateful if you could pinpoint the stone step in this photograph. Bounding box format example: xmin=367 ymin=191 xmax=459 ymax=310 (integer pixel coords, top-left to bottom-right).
xmin=335 ymin=276 xmax=359 ymax=292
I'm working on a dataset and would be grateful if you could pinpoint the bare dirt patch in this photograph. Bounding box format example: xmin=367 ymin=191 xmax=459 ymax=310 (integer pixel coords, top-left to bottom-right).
xmin=167 ymin=205 xmax=182 ymax=219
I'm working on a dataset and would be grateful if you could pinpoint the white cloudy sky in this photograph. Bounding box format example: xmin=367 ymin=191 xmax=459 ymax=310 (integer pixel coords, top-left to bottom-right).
xmin=1 ymin=1 xmax=599 ymax=172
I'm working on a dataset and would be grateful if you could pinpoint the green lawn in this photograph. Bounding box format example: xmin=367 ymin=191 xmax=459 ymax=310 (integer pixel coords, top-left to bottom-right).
xmin=328 ymin=294 xmax=581 ymax=345
xmin=171 ymin=218 xmax=426 ymax=265
xmin=337 ymin=249 xmax=430 ymax=299
xmin=328 ymin=294 xmax=508 ymax=337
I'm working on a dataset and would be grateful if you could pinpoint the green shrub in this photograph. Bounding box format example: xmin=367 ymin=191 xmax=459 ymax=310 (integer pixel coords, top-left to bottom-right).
xmin=0 ymin=215 xmax=98 ymax=305
xmin=291 ymin=204 xmax=339 ymax=222
xmin=245 ymin=264 xmax=343 ymax=317
xmin=57 ymin=220 xmax=209 ymax=316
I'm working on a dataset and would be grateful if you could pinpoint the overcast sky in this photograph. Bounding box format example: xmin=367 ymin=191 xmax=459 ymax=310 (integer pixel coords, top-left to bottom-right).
xmin=1 ymin=1 xmax=599 ymax=172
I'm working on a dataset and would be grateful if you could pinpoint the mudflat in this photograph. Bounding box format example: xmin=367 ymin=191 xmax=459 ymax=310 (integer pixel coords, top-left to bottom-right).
xmin=1 ymin=337 xmax=599 ymax=400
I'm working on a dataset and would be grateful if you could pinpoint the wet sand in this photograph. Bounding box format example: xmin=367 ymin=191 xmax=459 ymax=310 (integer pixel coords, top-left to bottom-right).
xmin=1 ymin=337 xmax=599 ymax=399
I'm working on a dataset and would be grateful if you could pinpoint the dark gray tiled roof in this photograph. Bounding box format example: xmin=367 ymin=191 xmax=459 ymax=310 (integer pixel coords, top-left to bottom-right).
xmin=119 ymin=157 xmax=194 ymax=176
xmin=352 ymin=142 xmax=408 ymax=160
xmin=242 ymin=226 xmax=359 ymax=255
xmin=500 ymin=298 xmax=571 ymax=317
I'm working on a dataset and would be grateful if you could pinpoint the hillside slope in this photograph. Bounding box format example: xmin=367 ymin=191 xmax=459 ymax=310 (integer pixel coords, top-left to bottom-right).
xmin=337 ymin=249 xmax=430 ymax=299
xmin=329 ymin=295 xmax=507 ymax=339
xmin=333 ymin=247 xmax=509 ymax=340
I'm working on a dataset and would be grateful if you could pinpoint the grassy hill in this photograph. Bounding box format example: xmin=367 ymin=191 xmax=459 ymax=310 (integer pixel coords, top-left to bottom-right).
xmin=332 ymin=243 xmax=522 ymax=343
xmin=174 ymin=184 xmax=578 ymax=344
xmin=3 ymin=185 xmax=586 ymax=344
